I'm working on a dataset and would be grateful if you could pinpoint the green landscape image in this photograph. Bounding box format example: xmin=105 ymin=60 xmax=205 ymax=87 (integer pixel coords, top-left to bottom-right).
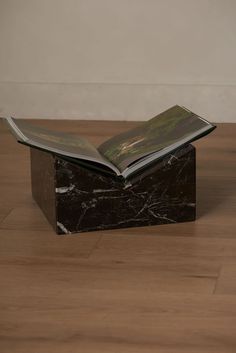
xmin=98 ymin=105 xmax=207 ymax=172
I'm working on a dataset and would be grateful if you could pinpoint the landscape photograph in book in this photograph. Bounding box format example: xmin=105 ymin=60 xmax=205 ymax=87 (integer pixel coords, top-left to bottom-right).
xmin=98 ymin=105 xmax=208 ymax=171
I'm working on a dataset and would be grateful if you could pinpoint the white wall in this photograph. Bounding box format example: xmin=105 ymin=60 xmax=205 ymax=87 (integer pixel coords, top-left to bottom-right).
xmin=0 ymin=0 xmax=236 ymax=121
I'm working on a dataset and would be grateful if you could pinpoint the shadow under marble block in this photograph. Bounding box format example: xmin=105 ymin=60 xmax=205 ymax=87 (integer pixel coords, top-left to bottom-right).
xmin=30 ymin=145 xmax=196 ymax=234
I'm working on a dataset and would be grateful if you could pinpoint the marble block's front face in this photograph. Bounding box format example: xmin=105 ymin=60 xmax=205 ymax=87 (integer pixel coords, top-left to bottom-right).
xmin=31 ymin=145 xmax=196 ymax=234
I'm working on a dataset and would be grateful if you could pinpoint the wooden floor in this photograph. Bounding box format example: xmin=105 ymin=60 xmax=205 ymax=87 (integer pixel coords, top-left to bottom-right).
xmin=0 ymin=118 xmax=236 ymax=353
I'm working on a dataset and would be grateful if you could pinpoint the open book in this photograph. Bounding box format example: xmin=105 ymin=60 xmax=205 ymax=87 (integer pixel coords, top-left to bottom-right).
xmin=5 ymin=105 xmax=216 ymax=179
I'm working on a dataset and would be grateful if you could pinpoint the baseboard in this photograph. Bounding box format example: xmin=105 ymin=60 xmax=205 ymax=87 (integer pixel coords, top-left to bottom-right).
xmin=0 ymin=82 xmax=235 ymax=122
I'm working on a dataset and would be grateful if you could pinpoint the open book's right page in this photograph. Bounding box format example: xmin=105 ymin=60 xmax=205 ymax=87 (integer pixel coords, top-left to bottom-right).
xmin=98 ymin=105 xmax=215 ymax=174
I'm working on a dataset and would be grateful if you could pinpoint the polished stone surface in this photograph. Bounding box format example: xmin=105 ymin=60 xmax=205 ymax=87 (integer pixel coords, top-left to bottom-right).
xmin=30 ymin=144 xmax=196 ymax=234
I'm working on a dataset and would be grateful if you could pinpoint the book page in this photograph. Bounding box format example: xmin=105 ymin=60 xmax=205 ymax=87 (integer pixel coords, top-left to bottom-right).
xmin=98 ymin=105 xmax=213 ymax=173
xmin=8 ymin=118 xmax=113 ymax=168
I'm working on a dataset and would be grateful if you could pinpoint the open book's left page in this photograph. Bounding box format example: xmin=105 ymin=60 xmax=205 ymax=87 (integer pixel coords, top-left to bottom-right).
xmin=5 ymin=118 xmax=120 ymax=175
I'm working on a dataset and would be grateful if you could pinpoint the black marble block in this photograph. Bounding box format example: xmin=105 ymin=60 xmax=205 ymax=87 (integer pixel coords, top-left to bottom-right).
xmin=30 ymin=144 xmax=196 ymax=234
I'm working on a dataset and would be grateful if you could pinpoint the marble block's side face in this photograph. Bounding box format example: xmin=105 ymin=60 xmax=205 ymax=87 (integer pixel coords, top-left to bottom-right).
xmin=30 ymin=148 xmax=57 ymax=231
xmin=54 ymin=145 xmax=196 ymax=234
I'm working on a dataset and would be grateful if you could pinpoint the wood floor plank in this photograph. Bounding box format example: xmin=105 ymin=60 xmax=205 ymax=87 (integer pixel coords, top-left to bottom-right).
xmin=0 ymin=260 xmax=216 ymax=296
xmin=0 ymin=119 xmax=235 ymax=352
xmin=0 ymin=229 xmax=102 ymax=260
xmin=1 ymin=290 xmax=236 ymax=353
xmin=215 ymin=264 xmax=236 ymax=294
xmin=90 ymin=232 xmax=228 ymax=259
xmin=0 ymin=204 xmax=53 ymax=231
xmin=0 ymin=208 xmax=12 ymax=225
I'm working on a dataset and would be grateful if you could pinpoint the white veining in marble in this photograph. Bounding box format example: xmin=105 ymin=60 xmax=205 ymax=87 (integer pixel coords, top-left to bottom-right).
xmin=57 ymin=221 xmax=71 ymax=234
xmin=56 ymin=184 xmax=75 ymax=194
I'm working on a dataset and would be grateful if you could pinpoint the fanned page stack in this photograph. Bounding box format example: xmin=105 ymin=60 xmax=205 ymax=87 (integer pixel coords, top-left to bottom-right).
xmin=5 ymin=105 xmax=216 ymax=179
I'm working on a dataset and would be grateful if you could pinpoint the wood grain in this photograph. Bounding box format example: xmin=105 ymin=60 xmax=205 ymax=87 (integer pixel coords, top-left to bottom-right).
xmin=0 ymin=118 xmax=236 ymax=352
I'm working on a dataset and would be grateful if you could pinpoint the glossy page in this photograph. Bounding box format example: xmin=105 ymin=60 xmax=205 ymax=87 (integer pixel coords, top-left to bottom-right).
xmin=98 ymin=105 xmax=215 ymax=173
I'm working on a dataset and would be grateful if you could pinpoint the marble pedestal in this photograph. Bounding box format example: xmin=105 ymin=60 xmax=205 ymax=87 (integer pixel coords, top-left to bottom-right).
xmin=30 ymin=144 xmax=196 ymax=234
